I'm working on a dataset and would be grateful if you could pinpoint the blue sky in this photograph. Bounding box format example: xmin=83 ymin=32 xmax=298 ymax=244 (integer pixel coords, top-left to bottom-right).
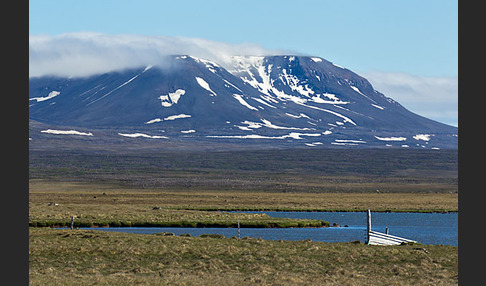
xmin=29 ymin=0 xmax=458 ymax=126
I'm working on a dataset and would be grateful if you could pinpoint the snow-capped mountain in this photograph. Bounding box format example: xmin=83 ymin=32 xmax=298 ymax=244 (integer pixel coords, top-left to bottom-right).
xmin=29 ymin=55 xmax=457 ymax=150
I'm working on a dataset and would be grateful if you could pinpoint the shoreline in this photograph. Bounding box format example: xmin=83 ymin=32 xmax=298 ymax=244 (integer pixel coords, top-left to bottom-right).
xmin=190 ymin=207 xmax=458 ymax=213
xmin=29 ymin=208 xmax=457 ymax=229
xmin=29 ymin=219 xmax=331 ymax=229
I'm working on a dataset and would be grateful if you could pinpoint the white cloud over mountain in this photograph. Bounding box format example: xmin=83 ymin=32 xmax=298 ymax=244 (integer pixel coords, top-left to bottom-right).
xmin=364 ymin=71 xmax=458 ymax=127
xmin=29 ymin=32 xmax=287 ymax=78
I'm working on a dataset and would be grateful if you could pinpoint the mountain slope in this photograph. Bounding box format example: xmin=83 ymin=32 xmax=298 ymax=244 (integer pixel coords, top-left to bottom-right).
xmin=29 ymin=55 xmax=457 ymax=150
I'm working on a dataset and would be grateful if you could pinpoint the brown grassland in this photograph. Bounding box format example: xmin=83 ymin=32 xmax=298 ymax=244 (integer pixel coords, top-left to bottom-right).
xmin=29 ymin=180 xmax=457 ymax=229
xmin=29 ymin=180 xmax=458 ymax=285
xmin=30 ymin=228 xmax=458 ymax=285
xmin=29 ymin=149 xmax=458 ymax=284
xmin=29 ymin=180 xmax=457 ymax=228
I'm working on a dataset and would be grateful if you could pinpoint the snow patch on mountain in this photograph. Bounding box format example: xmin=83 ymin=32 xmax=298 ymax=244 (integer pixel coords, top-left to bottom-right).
xmin=260 ymin=119 xmax=314 ymax=130
xmin=232 ymin=94 xmax=258 ymax=111
xmin=143 ymin=65 xmax=153 ymax=72
xmin=251 ymin=97 xmax=277 ymax=109
xmin=331 ymin=142 xmax=360 ymax=146
xmin=223 ymin=79 xmax=244 ymax=93
xmin=332 ymin=63 xmax=345 ymax=69
xmin=235 ymin=119 xmax=314 ymax=131
xmin=145 ymin=118 xmax=162 ymax=124
xmin=335 ymin=139 xmax=366 ymax=144
xmin=145 ymin=113 xmax=192 ymax=124
xmin=305 ymin=142 xmax=323 ymax=147
xmin=350 ymin=85 xmax=376 ymax=103
xmin=164 ymin=114 xmax=192 ymax=121
xmin=331 ymin=139 xmax=366 ymax=146
xmin=413 ymin=134 xmax=432 ymax=141
xmin=285 ymin=113 xmax=311 ymax=119
xmin=41 ymin=129 xmax=93 ymax=136
xmin=374 ymin=136 xmax=407 ymax=141
xmin=196 ymin=77 xmax=217 ymax=96
xmin=279 ymin=68 xmax=315 ymax=97
xmin=310 ymin=93 xmax=349 ymax=104
xmin=30 ymin=91 xmax=60 ymax=102
xmin=207 ymin=132 xmax=321 ymax=140
xmin=296 ymin=102 xmax=357 ymax=126
xmin=87 ymin=72 xmax=142 ymax=105
xmin=371 ymin=104 xmax=385 ymax=110
xmin=190 ymin=56 xmax=220 ymax=74
xmin=118 ymin=132 xmax=168 ymax=139
xmin=159 ymin=89 xmax=186 ymax=107
xmin=230 ymin=56 xmax=350 ymax=109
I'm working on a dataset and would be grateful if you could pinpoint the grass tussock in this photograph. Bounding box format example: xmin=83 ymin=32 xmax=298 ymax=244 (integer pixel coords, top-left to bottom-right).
xmin=29 ymin=228 xmax=458 ymax=285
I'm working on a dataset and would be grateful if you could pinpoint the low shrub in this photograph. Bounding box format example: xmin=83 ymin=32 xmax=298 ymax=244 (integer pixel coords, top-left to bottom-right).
xmin=199 ymin=233 xmax=225 ymax=239
xmin=179 ymin=233 xmax=192 ymax=237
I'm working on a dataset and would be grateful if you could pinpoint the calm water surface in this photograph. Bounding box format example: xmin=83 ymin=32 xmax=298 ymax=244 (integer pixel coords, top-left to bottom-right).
xmin=87 ymin=211 xmax=457 ymax=246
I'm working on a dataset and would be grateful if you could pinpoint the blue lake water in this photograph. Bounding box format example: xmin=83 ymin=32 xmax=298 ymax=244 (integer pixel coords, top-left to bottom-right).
xmin=86 ymin=211 xmax=458 ymax=246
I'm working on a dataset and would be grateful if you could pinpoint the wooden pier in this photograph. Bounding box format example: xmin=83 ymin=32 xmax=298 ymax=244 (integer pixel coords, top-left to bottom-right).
xmin=365 ymin=209 xmax=417 ymax=245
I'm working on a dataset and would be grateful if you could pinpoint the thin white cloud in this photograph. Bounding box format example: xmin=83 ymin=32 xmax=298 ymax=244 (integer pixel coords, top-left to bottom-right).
xmin=29 ymin=32 xmax=286 ymax=78
xmin=364 ymin=71 xmax=458 ymax=127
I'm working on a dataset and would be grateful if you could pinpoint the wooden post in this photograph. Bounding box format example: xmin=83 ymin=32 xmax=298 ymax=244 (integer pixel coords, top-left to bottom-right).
xmin=385 ymin=227 xmax=389 ymax=235
xmin=237 ymin=220 xmax=241 ymax=240
xmin=366 ymin=209 xmax=371 ymax=245
xmin=70 ymin=216 xmax=74 ymax=230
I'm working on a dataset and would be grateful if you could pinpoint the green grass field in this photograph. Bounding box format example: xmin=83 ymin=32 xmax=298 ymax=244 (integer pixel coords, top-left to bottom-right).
xmin=29 ymin=228 xmax=458 ymax=285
